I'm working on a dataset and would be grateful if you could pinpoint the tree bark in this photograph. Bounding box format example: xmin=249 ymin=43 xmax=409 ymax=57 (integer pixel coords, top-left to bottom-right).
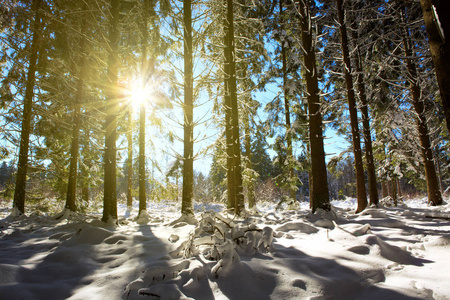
xmin=13 ymin=0 xmax=42 ymax=214
xmin=244 ymin=116 xmax=255 ymax=209
xmin=420 ymin=0 xmax=450 ymax=133
xmin=224 ymin=1 xmax=235 ymax=209
xmin=280 ymin=0 xmax=296 ymax=202
xmin=65 ymin=72 xmax=83 ymax=212
xmin=126 ymin=108 xmax=133 ymax=208
xmin=182 ymin=0 xmax=194 ymax=216
xmin=350 ymin=28 xmax=379 ymax=207
xmin=65 ymin=21 xmax=87 ymax=212
xmin=102 ymin=0 xmax=120 ymax=223
xmin=139 ymin=103 xmax=146 ymax=213
xmin=298 ymin=0 xmax=330 ymax=213
xmin=381 ymin=182 xmax=388 ymax=199
xmin=336 ymin=0 xmax=367 ymax=213
xmin=81 ymin=129 xmax=91 ymax=203
xmin=225 ymin=0 xmax=244 ymax=215
xmin=400 ymin=8 xmax=443 ymax=206
xmin=138 ymin=1 xmax=149 ymax=215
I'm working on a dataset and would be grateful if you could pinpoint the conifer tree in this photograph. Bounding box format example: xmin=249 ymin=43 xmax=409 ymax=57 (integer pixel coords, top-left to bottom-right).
xmin=279 ymin=0 xmax=296 ymax=202
xmin=65 ymin=4 xmax=89 ymax=212
xmin=349 ymin=1 xmax=379 ymax=207
xmin=297 ymin=0 xmax=330 ymax=213
xmin=397 ymin=2 xmax=443 ymax=206
xmin=419 ymin=0 xmax=450 ymax=132
xmin=102 ymin=0 xmax=121 ymax=223
xmin=336 ymin=0 xmax=367 ymax=213
xmin=126 ymin=107 xmax=133 ymax=208
xmin=224 ymin=0 xmax=245 ymax=215
xmin=13 ymin=0 xmax=43 ymax=214
xmin=181 ymin=0 xmax=194 ymax=216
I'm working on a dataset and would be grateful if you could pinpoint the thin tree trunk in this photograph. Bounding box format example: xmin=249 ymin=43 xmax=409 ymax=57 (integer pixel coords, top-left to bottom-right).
xmin=182 ymin=0 xmax=194 ymax=216
xmin=65 ymin=22 xmax=87 ymax=212
xmin=138 ymin=2 xmax=149 ymax=215
xmin=396 ymin=178 xmax=402 ymax=199
xmin=13 ymin=0 xmax=42 ymax=214
xmin=81 ymin=129 xmax=90 ymax=203
xmin=350 ymin=29 xmax=379 ymax=207
xmin=336 ymin=0 xmax=367 ymax=213
xmin=298 ymin=0 xmax=330 ymax=213
xmin=102 ymin=0 xmax=120 ymax=223
xmin=139 ymin=103 xmax=146 ymax=213
xmin=391 ymin=180 xmax=398 ymax=206
xmin=65 ymin=73 xmax=83 ymax=212
xmin=126 ymin=108 xmax=133 ymax=208
xmin=176 ymin=175 xmax=179 ymax=201
xmin=280 ymin=0 xmax=296 ymax=202
xmin=400 ymin=8 xmax=443 ymax=206
xmin=225 ymin=0 xmax=244 ymax=215
xmin=244 ymin=116 xmax=255 ymax=209
xmin=435 ymin=148 xmax=443 ymax=193
xmin=381 ymin=182 xmax=388 ymax=199
xmin=420 ymin=0 xmax=450 ymax=133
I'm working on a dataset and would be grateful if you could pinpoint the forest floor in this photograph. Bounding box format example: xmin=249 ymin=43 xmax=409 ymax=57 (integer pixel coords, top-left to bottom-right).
xmin=0 ymin=197 xmax=449 ymax=300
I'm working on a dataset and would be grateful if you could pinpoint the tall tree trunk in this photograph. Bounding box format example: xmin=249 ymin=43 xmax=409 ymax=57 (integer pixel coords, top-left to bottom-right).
xmin=13 ymin=0 xmax=42 ymax=214
xmin=138 ymin=2 xmax=149 ymax=215
xmin=400 ymin=7 xmax=443 ymax=206
xmin=102 ymin=0 xmax=120 ymax=223
xmin=182 ymin=0 xmax=194 ymax=216
xmin=65 ymin=72 xmax=83 ymax=212
xmin=244 ymin=115 xmax=255 ymax=209
xmin=298 ymin=0 xmax=330 ymax=213
xmin=280 ymin=0 xmax=296 ymax=202
xmin=139 ymin=103 xmax=146 ymax=213
xmin=396 ymin=178 xmax=402 ymax=199
xmin=435 ymin=147 xmax=443 ymax=193
xmin=65 ymin=22 xmax=87 ymax=212
xmin=225 ymin=0 xmax=244 ymax=215
xmin=420 ymin=0 xmax=450 ymax=132
xmin=381 ymin=182 xmax=388 ymax=199
xmin=126 ymin=108 xmax=133 ymax=208
xmin=225 ymin=103 xmax=235 ymax=210
xmin=336 ymin=0 xmax=367 ymax=213
xmin=81 ymin=129 xmax=91 ymax=203
xmin=350 ymin=28 xmax=379 ymax=207
xmin=224 ymin=7 xmax=235 ymax=210
xmin=390 ymin=180 xmax=397 ymax=206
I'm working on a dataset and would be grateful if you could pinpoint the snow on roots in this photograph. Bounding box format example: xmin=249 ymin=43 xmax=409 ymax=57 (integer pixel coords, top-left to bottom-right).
xmin=123 ymin=211 xmax=275 ymax=300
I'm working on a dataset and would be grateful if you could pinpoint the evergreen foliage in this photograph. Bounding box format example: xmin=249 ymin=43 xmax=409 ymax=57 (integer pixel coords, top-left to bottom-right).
xmin=0 ymin=0 xmax=448 ymax=218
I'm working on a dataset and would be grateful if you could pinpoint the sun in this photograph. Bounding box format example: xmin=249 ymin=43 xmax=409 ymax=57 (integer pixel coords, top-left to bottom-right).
xmin=128 ymin=82 xmax=150 ymax=112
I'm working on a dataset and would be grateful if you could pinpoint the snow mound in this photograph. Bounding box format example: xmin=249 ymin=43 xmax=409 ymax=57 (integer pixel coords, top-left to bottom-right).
xmin=425 ymin=234 xmax=450 ymax=247
xmin=276 ymin=221 xmax=319 ymax=234
xmin=364 ymin=234 xmax=426 ymax=266
xmin=63 ymin=226 xmax=114 ymax=245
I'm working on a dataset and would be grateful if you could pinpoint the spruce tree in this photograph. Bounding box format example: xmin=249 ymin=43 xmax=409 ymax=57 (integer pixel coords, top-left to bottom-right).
xmin=13 ymin=0 xmax=43 ymax=214
xmin=102 ymin=0 xmax=121 ymax=223
xmin=297 ymin=0 xmax=330 ymax=213
xmin=224 ymin=0 xmax=245 ymax=215
xmin=336 ymin=0 xmax=367 ymax=213
xmin=397 ymin=2 xmax=443 ymax=206
xmin=419 ymin=0 xmax=450 ymax=132
xmin=181 ymin=0 xmax=194 ymax=216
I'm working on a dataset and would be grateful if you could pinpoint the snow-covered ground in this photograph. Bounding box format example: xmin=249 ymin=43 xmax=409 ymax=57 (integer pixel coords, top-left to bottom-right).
xmin=1 ymin=197 xmax=449 ymax=300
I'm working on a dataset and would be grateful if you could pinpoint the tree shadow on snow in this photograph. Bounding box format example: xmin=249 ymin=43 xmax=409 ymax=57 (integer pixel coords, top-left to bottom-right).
xmin=0 ymin=215 xmax=170 ymax=300
xmin=265 ymin=243 xmax=430 ymax=300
